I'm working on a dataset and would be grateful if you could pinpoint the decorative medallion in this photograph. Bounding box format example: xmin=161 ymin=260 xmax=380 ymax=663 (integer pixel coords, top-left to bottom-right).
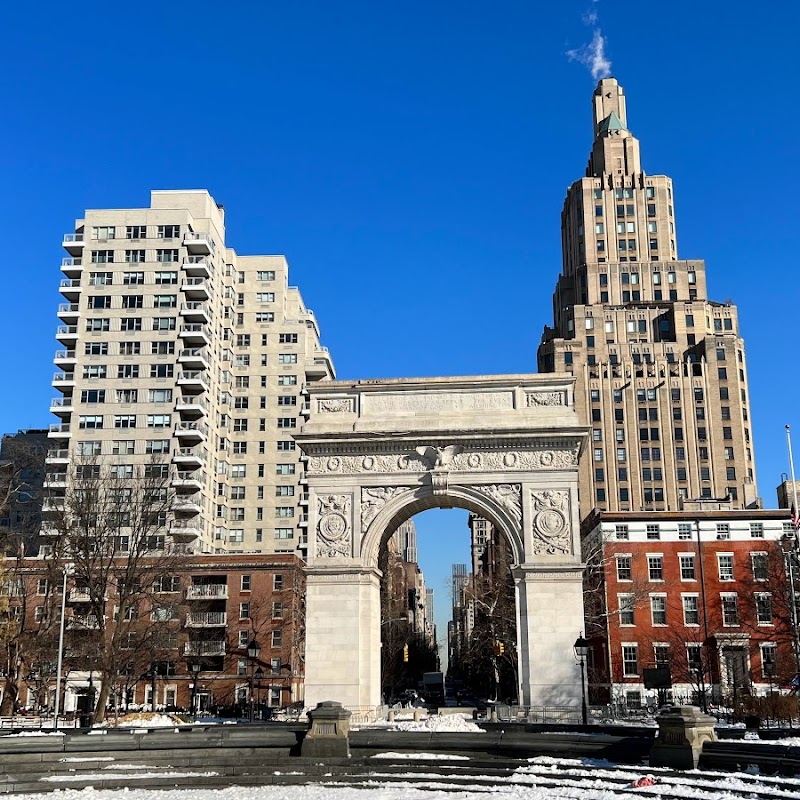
xmin=530 ymin=490 xmax=571 ymax=555
xmin=316 ymin=494 xmax=352 ymax=558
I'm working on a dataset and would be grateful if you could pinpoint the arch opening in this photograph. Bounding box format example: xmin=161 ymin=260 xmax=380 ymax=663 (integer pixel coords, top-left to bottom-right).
xmin=379 ymin=506 xmax=519 ymax=708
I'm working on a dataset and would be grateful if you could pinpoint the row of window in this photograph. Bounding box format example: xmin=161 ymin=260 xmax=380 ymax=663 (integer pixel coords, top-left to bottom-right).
xmin=89 ymin=225 xmax=182 ymax=239
xmin=594 ymin=465 xmax=739 ymax=485
xmin=618 ymin=591 xmax=772 ymax=628
xmin=615 ymin=551 xmax=768 ymax=583
xmin=85 ymin=267 xmax=276 ymax=282
xmin=591 ymin=386 xmax=743 ymax=404
xmin=619 ymin=641 xmax=775 ymax=679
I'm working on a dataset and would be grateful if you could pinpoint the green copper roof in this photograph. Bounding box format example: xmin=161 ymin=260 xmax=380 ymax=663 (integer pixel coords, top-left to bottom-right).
xmin=598 ymin=111 xmax=626 ymax=133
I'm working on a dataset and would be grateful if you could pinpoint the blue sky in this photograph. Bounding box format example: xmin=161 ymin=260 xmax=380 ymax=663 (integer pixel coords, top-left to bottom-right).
xmin=1 ymin=1 xmax=798 ymax=651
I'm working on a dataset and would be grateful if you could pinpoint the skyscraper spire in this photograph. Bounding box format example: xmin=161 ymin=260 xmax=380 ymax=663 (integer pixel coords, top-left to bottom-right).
xmin=538 ymin=80 xmax=759 ymax=515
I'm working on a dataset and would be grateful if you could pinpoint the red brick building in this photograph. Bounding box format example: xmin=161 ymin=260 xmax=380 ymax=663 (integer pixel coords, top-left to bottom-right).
xmin=581 ymin=507 xmax=796 ymax=709
xmin=2 ymin=553 xmax=304 ymax=717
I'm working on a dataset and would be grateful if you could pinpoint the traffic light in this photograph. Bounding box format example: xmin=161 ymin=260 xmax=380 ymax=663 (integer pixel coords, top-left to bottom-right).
xmin=403 ymin=643 xmax=409 ymax=663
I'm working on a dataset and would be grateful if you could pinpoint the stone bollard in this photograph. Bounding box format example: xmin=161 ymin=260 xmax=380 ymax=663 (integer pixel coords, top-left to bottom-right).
xmin=490 ymin=709 xmax=499 ymax=723
xmin=649 ymin=705 xmax=717 ymax=769
xmin=300 ymin=701 xmax=352 ymax=758
xmin=387 ymin=710 xmax=395 ymax=723
xmin=413 ymin=708 xmax=423 ymax=723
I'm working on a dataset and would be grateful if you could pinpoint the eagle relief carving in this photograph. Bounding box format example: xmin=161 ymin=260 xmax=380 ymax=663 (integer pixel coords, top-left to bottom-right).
xmin=414 ymin=445 xmax=464 ymax=470
xmin=316 ymin=494 xmax=352 ymax=558
xmin=530 ymin=490 xmax=571 ymax=555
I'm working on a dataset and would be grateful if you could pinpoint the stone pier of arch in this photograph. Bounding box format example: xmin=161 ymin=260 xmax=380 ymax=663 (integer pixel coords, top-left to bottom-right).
xmin=294 ymin=374 xmax=588 ymax=713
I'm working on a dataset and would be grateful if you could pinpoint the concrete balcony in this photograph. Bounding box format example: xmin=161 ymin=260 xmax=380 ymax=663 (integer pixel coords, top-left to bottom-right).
xmin=185 ymin=611 xmax=227 ymax=628
xmin=62 ymin=233 xmax=85 ymax=255
xmin=41 ymin=497 xmax=65 ymax=514
xmin=175 ymin=421 xmax=207 ymax=444
xmin=67 ymin=614 xmax=100 ymax=630
xmin=68 ymin=588 xmax=91 ymax=603
xmin=56 ymin=325 xmax=79 ymax=345
xmin=298 ymin=513 xmax=309 ymax=527
xmin=61 ymin=258 xmax=83 ymax=278
xmin=59 ymin=279 xmax=82 ymax=301
xmin=184 ymin=640 xmax=225 ymax=657
xmin=45 ymin=449 xmax=70 ymax=464
xmin=169 ymin=520 xmax=201 ymax=542
xmin=48 ymin=423 xmax=72 ymax=439
xmin=171 ymin=470 xmax=203 ymax=492
xmin=53 ymin=349 xmax=77 ymax=367
xmin=183 ymin=256 xmax=211 ymax=278
xmin=43 ymin=472 xmax=67 ymax=489
xmin=175 ymin=395 xmax=208 ymax=418
xmin=52 ymin=372 xmax=75 ymax=391
xmin=185 ymin=583 xmax=228 ymax=600
xmin=180 ymin=277 xmax=210 ymax=301
xmin=178 ymin=323 xmax=211 ymax=347
xmin=177 ymin=348 xmax=209 ymax=371
xmin=172 ymin=448 xmax=203 ymax=469
xmin=50 ymin=396 xmax=74 ymax=416
xmin=180 ymin=302 xmax=210 ymax=325
xmin=177 ymin=371 xmax=209 ymax=393
xmin=172 ymin=493 xmax=202 ymax=515
xmin=305 ymin=346 xmax=335 ymax=380
xmin=183 ymin=232 xmax=212 ymax=255
xmin=57 ymin=303 xmax=81 ymax=323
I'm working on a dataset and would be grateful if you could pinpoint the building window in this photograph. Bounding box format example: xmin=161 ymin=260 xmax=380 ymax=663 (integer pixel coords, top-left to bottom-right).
xmin=716 ymin=523 xmax=730 ymax=540
xmin=721 ymin=594 xmax=739 ymax=626
xmin=717 ymin=554 xmax=734 ymax=581
xmin=239 ymin=602 xmax=250 ymax=620
xmin=274 ymin=528 xmax=294 ymax=540
xmin=650 ymin=595 xmax=667 ymax=626
xmin=646 ymin=524 xmax=660 ymax=540
xmin=271 ymin=630 xmax=283 ymax=648
xmin=622 ymin=645 xmax=639 ymax=677
xmin=616 ymin=555 xmax=632 ymax=581
xmin=619 ymin=594 xmax=635 ymax=625
xmin=751 ymin=552 xmax=768 ymax=581
xmin=647 ymin=555 xmax=663 ymax=581
xmin=761 ymin=644 xmax=777 ymax=678
xmin=756 ymin=594 xmax=773 ymax=625
xmin=679 ymin=554 xmax=696 ymax=580
xmin=682 ymin=595 xmax=699 ymax=626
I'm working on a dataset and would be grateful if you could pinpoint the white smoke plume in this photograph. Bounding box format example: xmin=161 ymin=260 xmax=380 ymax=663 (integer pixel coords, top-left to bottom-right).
xmin=567 ymin=5 xmax=612 ymax=80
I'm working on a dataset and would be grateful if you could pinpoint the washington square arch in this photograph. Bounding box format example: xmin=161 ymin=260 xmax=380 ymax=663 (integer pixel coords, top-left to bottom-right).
xmin=295 ymin=373 xmax=589 ymax=713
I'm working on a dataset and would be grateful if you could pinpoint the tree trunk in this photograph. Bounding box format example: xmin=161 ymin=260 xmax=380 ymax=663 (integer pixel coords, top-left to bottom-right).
xmin=0 ymin=681 xmax=18 ymax=715
xmin=93 ymin=674 xmax=111 ymax=724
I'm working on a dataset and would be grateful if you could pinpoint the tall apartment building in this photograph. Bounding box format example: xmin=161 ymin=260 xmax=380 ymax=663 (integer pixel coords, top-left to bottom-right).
xmin=48 ymin=190 xmax=334 ymax=556
xmin=538 ymin=79 xmax=758 ymax=515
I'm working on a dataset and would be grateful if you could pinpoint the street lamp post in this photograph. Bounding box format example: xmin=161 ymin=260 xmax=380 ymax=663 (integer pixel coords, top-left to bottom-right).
xmin=254 ymin=667 xmax=264 ymax=719
xmin=246 ymin=638 xmax=261 ymax=723
xmin=188 ymin=661 xmax=201 ymax=721
xmin=573 ymin=634 xmax=589 ymax=726
xmin=53 ymin=563 xmax=74 ymax=731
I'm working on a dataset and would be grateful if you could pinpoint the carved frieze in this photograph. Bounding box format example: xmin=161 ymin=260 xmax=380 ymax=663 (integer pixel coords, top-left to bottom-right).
xmin=525 ymin=391 xmax=566 ymax=407
xmin=475 ymin=484 xmax=522 ymax=524
xmin=317 ymin=398 xmax=355 ymax=413
xmin=360 ymin=486 xmax=414 ymax=531
xmin=316 ymin=494 xmax=352 ymax=558
xmin=530 ymin=490 xmax=571 ymax=556
xmin=307 ymin=448 xmax=578 ymax=475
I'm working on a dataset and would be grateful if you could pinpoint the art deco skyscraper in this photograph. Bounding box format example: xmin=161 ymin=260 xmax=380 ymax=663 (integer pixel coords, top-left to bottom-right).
xmin=47 ymin=190 xmax=334 ymax=556
xmin=538 ymin=79 xmax=758 ymax=514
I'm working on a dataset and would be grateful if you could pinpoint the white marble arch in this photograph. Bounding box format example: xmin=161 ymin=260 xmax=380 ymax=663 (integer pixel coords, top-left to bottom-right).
xmin=295 ymin=374 xmax=588 ymax=715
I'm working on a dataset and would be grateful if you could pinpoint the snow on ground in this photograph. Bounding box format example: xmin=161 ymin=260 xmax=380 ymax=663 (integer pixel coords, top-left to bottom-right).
xmin=370 ymin=752 xmax=471 ymax=760
xmin=357 ymin=713 xmax=485 ymax=734
xmin=109 ymin=713 xmax=186 ymax=728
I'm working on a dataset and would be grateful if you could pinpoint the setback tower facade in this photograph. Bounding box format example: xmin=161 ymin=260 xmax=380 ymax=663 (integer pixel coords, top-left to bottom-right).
xmin=49 ymin=190 xmax=334 ymax=556
xmin=538 ymin=78 xmax=758 ymax=515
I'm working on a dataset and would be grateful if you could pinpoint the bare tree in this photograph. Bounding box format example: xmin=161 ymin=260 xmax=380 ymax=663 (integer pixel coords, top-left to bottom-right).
xmin=46 ymin=458 xmax=188 ymax=723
